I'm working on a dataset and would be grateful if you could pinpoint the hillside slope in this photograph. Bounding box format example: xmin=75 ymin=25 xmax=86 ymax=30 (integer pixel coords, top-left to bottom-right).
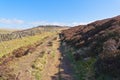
xmin=60 ymin=15 xmax=120 ymax=80
xmin=0 ymin=25 xmax=65 ymax=42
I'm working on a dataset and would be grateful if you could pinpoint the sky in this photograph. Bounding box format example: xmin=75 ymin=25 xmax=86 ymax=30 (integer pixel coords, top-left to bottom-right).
xmin=0 ymin=0 xmax=120 ymax=29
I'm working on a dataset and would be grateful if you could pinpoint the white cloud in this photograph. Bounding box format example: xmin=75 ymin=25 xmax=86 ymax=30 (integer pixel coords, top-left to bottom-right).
xmin=71 ymin=22 xmax=87 ymax=26
xmin=0 ymin=18 xmax=91 ymax=29
xmin=0 ymin=18 xmax=90 ymax=27
xmin=30 ymin=21 xmax=66 ymax=26
xmin=30 ymin=21 xmax=90 ymax=27
xmin=0 ymin=18 xmax=24 ymax=24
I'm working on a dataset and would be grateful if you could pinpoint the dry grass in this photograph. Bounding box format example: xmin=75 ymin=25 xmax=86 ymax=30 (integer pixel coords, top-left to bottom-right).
xmin=0 ymin=29 xmax=16 ymax=34
xmin=0 ymin=32 xmax=56 ymax=58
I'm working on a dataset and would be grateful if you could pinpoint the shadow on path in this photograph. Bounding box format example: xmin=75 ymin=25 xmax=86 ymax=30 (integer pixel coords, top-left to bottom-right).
xmin=51 ymin=41 xmax=75 ymax=80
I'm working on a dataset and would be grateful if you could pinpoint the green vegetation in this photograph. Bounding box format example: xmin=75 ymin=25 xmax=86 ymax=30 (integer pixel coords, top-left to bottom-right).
xmin=31 ymin=49 xmax=56 ymax=80
xmin=31 ymin=36 xmax=58 ymax=80
xmin=65 ymin=49 xmax=96 ymax=80
xmin=32 ymin=53 xmax=47 ymax=80
xmin=32 ymin=54 xmax=47 ymax=71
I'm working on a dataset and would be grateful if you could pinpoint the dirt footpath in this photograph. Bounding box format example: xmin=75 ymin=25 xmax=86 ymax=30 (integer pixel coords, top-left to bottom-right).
xmin=41 ymin=36 xmax=74 ymax=80
xmin=0 ymin=34 xmax=75 ymax=80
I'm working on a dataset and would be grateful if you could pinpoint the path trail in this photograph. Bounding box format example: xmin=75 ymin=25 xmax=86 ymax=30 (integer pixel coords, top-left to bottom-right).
xmin=1 ymin=34 xmax=75 ymax=80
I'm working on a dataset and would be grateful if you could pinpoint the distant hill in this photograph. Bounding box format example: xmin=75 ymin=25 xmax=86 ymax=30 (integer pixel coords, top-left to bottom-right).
xmin=37 ymin=25 xmax=68 ymax=28
xmin=0 ymin=25 xmax=67 ymax=42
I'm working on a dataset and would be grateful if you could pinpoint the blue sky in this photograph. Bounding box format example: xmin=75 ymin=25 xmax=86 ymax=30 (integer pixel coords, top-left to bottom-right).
xmin=0 ymin=0 xmax=120 ymax=29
